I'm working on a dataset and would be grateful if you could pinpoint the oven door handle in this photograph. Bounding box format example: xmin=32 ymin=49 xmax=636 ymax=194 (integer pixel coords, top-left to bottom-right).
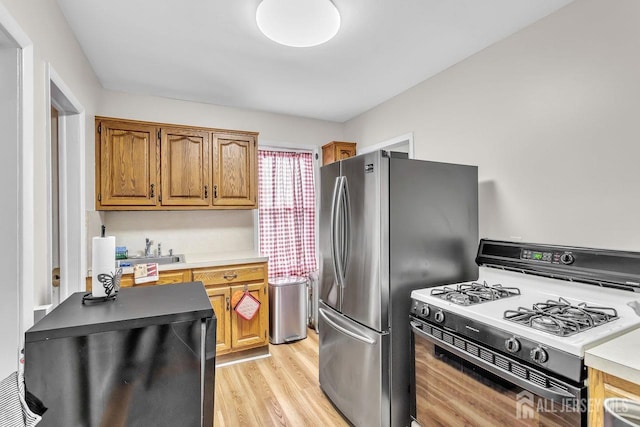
xmin=410 ymin=321 xmax=578 ymax=404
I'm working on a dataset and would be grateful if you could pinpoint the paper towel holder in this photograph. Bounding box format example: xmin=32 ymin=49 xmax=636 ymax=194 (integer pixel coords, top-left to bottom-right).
xmin=82 ymin=267 xmax=123 ymax=304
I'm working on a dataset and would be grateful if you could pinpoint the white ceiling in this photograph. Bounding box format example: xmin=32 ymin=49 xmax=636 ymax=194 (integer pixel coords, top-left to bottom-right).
xmin=57 ymin=0 xmax=573 ymax=122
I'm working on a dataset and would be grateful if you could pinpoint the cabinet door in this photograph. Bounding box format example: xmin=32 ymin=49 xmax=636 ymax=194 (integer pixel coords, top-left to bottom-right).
xmin=161 ymin=127 xmax=211 ymax=206
xmin=212 ymin=133 xmax=256 ymax=208
xmin=337 ymin=143 xmax=356 ymax=160
xmin=97 ymin=120 xmax=158 ymax=206
xmin=206 ymin=286 xmax=232 ymax=355
xmin=589 ymin=368 xmax=640 ymax=427
xmin=230 ymin=282 xmax=269 ymax=350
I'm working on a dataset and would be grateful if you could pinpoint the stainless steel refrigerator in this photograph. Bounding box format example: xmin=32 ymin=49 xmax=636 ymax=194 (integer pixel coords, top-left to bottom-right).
xmin=318 ymin=150 xmax=478 ymax=427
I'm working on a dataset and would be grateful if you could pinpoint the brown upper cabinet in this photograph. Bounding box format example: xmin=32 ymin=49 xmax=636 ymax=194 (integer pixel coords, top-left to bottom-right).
xmin=161 ymin=127 xmax=211 ymax=207
xmin=95 ymin=117 xmax=258 ymax=210
xmin=212 ymin=133 xmax=257 ymax=207
xmin=322 ymin=141 xmax=357 ymax=165
xmin=97 ymin=120 xmax=159 ymax=206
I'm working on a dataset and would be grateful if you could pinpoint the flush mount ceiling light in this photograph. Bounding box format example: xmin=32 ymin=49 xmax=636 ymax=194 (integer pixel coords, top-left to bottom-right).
xmin=256 ymin=0 xmax=341 ymax=48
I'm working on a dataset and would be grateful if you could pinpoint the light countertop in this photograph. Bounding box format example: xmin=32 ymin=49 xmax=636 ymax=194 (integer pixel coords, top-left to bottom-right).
xmin=116 ymin=250 xmax=268 ymax=275
xmin=585 ymin=328 xmax=640 ymax=385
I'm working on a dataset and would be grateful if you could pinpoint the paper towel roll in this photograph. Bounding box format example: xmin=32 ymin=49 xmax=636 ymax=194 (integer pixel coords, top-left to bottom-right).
xmin=92 ymin=236 xmax=116 ymax=297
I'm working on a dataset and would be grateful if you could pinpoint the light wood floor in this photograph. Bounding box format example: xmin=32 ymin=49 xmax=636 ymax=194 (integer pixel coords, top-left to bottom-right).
xmin=213 ymin=330 xmax=349 ymax=426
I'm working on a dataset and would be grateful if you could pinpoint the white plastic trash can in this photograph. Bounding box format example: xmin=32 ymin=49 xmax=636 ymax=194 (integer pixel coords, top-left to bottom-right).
xmin=269 ymin=276 xmax=308 ymax=344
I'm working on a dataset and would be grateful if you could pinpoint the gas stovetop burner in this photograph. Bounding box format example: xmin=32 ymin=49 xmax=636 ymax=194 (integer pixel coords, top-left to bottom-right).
xmin=431 ymin=281 xmax=521 ymax=306
xmin=504 ymin=297 xmax=619 ymax=337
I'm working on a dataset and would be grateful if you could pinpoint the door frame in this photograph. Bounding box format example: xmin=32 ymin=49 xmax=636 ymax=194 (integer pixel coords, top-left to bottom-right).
xmin=357 ymin=132 xmax=414 ymax=159
xmin=0 ymin=3 xmax=35 ymax=358
xmin=45 ymin=63 xmax=86 ymax=303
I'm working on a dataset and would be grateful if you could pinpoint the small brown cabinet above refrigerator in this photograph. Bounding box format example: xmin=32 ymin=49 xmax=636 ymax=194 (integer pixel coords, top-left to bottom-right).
xmin=322 ymin=141 xmax=356 ymax=165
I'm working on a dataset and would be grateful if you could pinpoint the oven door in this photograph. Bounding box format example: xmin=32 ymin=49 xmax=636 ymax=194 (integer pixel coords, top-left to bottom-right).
xmin=410 ymin=320 xmax=586 ymax=427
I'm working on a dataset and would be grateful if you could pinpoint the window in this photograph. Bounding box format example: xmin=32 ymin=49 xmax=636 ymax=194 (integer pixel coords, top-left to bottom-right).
xmin=258 ymin=149 xmax=317 ymax=278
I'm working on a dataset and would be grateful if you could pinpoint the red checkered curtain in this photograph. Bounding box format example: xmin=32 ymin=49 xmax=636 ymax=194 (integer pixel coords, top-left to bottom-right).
xmin=258 ymin=150 xmax=317 ymax=278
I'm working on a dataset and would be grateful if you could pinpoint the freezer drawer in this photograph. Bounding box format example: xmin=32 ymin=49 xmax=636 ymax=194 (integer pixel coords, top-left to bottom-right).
xmin=318 ymin=303 xmax=390 ymax=426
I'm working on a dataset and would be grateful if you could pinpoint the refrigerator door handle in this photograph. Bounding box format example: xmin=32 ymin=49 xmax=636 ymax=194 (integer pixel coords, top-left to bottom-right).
xmin=319 ymin=307 xmax=375 ymax=345
xmin=341 ymin=177 xmax=351 ymax=284
xmin=330 ymin=177 xmax=342 ymax=287
xmin=334 ymin=177 xmax=346 ymax=288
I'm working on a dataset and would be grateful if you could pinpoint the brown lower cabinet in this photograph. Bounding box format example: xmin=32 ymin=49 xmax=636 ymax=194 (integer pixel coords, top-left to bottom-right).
xmin=86 ymin=268 xmax=191 ymax=290
xmin=192 ymin=262 xmax=269 ymax=356
xmin=85 ymin=261 xmax=270 ymax=358
xmin=588 ymin=367 xmax=640 ymax=426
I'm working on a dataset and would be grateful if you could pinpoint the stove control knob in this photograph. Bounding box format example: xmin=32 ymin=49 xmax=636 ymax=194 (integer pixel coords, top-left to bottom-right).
xmin=434 ymin=310 xmax=445 ymax=323
xmin=420 ymin=305 xmax=430 ymax=317
xmin=505 ymin=337 xmax=521 ymax=353
xmin=530 ymin=346 xmax=548 ymax=364
xmin=560 ymin=253 xmax=575 ymax=265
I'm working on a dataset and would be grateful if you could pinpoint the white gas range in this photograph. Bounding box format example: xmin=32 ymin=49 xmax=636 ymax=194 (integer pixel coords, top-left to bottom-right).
xmin=409 ymin=240 xmax=640 ymax=426
xmin=412 ymin=267 xmax=640 ymax=359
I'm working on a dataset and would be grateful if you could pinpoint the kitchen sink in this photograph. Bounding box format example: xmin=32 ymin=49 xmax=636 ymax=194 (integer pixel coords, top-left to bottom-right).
xmin=117 ymin=254 xmax=186 ymax=267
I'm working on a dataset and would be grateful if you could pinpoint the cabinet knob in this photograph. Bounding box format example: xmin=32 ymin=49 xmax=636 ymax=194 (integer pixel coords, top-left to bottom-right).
xmin=214 ymin=185 xmax=218 ymax=198
xmin=150 ymin=183 xmax=155 ymax=198
xmin=204 ymin=185 xmax=208 ymax=199
xmin=223 ymin=273 xmax=238 ymax=280
xmin=226 ymin=296 xmax=230 ymax=311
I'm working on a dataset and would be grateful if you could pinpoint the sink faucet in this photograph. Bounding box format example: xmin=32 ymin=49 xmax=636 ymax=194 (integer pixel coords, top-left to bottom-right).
xmin=145 ymin=238 xmax=153 ymax=257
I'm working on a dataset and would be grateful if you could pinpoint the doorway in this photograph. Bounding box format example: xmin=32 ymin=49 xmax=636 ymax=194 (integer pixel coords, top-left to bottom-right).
xmin=46 ymin=64 xmax=85 ymax=307
xmin=50 ymin=106 xmax=61 ymax=307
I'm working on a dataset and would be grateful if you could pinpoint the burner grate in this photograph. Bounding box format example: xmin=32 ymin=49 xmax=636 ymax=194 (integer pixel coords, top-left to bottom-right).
xmin=504 ymin=297 xmax=619 ymax=336
xmin=430 ymin=281 xmax=521 ymax=306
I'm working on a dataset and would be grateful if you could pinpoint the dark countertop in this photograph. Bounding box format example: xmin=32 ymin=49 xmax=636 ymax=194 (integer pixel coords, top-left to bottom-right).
xmin=25 ymin=281 xmax=214 ymax=342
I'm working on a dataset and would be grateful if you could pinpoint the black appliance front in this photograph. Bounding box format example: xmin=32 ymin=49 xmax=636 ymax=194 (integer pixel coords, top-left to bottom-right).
xmin=25 ymin=317 xmax=215 ymax=426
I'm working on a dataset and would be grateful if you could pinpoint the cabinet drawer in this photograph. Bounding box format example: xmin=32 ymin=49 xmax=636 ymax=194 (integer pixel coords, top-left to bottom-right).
xmin=86 ymin=269 xmax=189 ymax=291
xmin=86 ymin=274 xmax=134 ymax=291
xmin=193 ymin=263 xmax=265 ymax=286
xmin=135 ymin=270 xmax=191 ymax=286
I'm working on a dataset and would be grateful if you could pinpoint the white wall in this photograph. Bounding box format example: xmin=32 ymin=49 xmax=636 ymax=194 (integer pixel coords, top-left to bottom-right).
xmin=1 ymin=0 xmax=102 ymax=306
xmin=97 ymin=91 xmax=343 ymax=256
xmin=103 ymin=211 xmax=255 ymax=257
xmin=0 ymin=41 xmax=20 ymax=379
xmin=344 ymin=0 xmax=640 ymax=251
